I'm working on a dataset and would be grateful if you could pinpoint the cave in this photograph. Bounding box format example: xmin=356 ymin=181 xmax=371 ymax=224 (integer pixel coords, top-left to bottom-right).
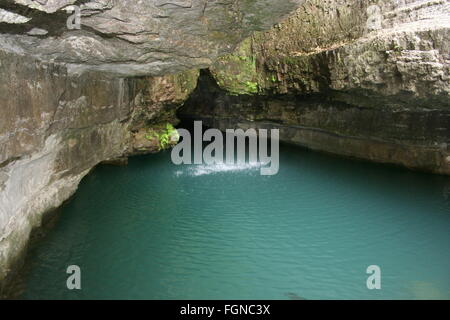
xmin=0 ymin=0 xmax=449 ymax=302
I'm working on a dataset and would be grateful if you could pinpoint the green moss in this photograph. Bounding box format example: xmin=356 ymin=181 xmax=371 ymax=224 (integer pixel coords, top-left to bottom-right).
xmin=174 ymin=69 xmax=200 ymax=97
xmin=210 ymin=38 xmax=263 ymax=95
xmin=245 ymin=81 xmax=259 ymax=93
xmin=209 ymin=35 xmax=316 ymax=95
xmin=145 ymin=123 xmax=179 ymax=150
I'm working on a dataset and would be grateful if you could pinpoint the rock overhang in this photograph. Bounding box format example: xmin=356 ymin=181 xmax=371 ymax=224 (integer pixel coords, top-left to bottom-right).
xmin=0 ymin=0 xmax=303 ymax=76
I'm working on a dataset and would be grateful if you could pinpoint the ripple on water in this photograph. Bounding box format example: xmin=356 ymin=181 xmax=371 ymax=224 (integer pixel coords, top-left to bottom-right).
xmin=20 ymin=145 xmax=450 ymax=300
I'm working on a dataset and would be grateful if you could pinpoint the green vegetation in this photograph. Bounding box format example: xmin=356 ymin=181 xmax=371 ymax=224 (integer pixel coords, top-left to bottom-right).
xmin=145 ymin=123 xmax=179 ymax=150
xmin=245 ymin=81 xmax=259 ymax=93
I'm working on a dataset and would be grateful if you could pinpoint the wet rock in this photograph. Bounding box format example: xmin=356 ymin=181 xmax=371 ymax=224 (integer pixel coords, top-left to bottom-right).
xmin=0 ymin=52 xmax=197 ymax=294
xmin=182 ymin=0 xmax=450 ymax=174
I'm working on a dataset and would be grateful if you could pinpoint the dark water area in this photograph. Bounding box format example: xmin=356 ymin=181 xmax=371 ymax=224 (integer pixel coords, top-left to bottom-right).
xmin=19 ymin=130 xmax=450 ymax=299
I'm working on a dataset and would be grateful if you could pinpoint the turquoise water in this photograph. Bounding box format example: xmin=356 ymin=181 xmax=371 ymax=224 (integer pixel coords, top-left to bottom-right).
xmin=21 ymin=143 xmax=450 ymax=299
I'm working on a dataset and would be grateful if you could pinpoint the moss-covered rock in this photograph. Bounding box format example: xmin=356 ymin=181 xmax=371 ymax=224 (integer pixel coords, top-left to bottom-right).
xmin=207 ymin=0 xmax=450 ymax=100
xmin=131 ymin=123 xmax=180 ymax=154
xmin=181 ymin=0 xmax=450 ymax=176
xmin=209 ymin=38 xmax=262 ymax=95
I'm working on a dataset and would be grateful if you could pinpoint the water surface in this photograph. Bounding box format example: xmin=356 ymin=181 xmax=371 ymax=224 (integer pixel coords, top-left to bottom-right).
xmin=21 ymin=143 xmax=450 ymax=299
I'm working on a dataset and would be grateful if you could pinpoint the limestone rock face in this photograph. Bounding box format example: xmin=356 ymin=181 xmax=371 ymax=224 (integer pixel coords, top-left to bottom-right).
xmin=209 ymin=0 xmax=449 ymax=99
xmin=0 ymin=50 xmax=198 ymax=295
xmin=182 ymin=0 xmax=450 ymax=174
xmin=0 ymin=0 xmax=302 ymax=76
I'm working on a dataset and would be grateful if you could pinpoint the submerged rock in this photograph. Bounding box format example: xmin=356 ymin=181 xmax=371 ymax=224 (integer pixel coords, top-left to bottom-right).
xmin=285 ymin=292 xmax=307 ymax=300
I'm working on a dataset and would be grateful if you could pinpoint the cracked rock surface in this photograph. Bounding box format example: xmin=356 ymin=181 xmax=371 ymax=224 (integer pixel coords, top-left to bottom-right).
xmin=0 ymin=0 xmax=302 ymax=76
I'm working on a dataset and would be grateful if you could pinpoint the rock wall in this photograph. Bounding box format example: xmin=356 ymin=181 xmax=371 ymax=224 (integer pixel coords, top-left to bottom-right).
xmin=181 ymin=0 xmax=450 ymax=174
xmin=0 ymin=50 xmax=198 ymax=295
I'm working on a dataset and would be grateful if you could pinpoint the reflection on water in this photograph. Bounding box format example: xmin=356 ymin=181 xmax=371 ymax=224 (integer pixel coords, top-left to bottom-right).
xmin=20 ymin=143 xmax=450 ymax=299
